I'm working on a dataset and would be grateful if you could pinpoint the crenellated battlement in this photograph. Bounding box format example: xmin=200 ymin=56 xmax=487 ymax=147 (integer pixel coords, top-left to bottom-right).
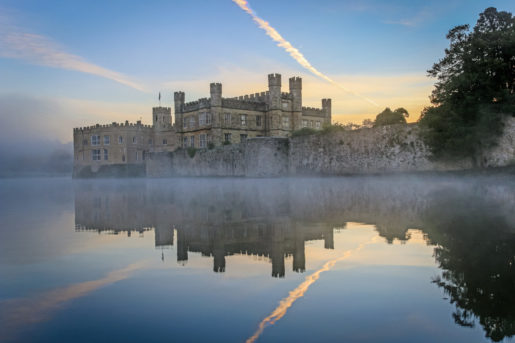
xmin=222 ymin=98 xmax=268 ymax=111
xmin=289 ymin=76 xmax=302 ymax=89
xmin=152 ymin=107 xmax=171 ymax=112
xmin=227 ymin=91 xmax=269 ymax=103
xmin=281 ymin=92 xmax=292 ymax=100
xmin=302 ymin=107 xmax=326 ymax=117
xmin=73 ymin=120 xmax=153 ymax=133
xmin=268 ymin=73 xmax=281 ymax=86
xmin=183 ymin=98 xmax=211 ymax=112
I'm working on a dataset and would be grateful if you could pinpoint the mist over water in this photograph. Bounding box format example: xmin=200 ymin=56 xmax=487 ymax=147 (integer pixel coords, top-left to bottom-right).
xmin=0 ymin=176 xmax=514 ymax=343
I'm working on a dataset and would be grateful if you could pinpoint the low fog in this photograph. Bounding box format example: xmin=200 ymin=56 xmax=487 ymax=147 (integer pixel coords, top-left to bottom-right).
xmin=0 ymin=138 xmax=72 ymax=176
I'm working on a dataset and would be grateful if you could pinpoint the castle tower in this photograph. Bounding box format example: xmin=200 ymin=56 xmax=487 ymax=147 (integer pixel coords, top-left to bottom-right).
xmin=322 ymin=98 xmax=332 ymax=125
xmin=174 ymin=92 xmax=185 ymax=131
xmin=293 ymin=227 xmax=305 ymax=273
xmin=209 ymin=83 xmax=223 ymax=145
xmin=213 ymin=229 xmax=225 ymax=273
xmin=153 ymin=107 xmax=172 ymax=131
xmin=268 ymin=73 xmax=282 ymax=136
xmin=324 ymin=227 xmax=334 ymax=250
xmin=268 ymin=73 xmax=281 ymax=110
xmin=210 ymin=83 xmax=222 ymax=107
xmin=289 ymin=76 xmax=302 ymax=131
xmin=177 ymin=229 xmax=188 ymax=263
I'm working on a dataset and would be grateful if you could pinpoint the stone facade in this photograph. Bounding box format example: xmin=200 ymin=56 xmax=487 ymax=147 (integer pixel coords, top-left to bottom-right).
xmin=73 ymin=73 xmax=331 ymax=177
xmin=174 ymin=73 xmax=331 ymax=147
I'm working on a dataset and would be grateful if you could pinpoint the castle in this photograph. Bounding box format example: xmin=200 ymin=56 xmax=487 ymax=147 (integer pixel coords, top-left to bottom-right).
xmin=73 ymin=73 xmax=331 ymax=177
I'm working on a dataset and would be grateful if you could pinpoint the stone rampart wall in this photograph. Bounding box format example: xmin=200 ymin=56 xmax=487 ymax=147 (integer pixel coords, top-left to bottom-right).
xmin=135 ymin=117 xmax=515 ymax=178
xmin=146 ymin=138 xmax=289 ymax=177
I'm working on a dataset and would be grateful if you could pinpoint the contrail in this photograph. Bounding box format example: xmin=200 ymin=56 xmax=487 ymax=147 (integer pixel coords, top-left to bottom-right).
xmin=246 ymin=237 xmax=378 ymax=343
xmin=0 ymin=261 xmax=148 ymax=342
xmin=232 ymin=0 xmax=379 ymax=107
xmin=0 ymin=14 xmax=146 ymax=92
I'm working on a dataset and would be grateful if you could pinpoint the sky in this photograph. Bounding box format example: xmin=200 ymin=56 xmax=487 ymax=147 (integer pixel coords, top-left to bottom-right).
xmin=0 ymin=0 xmax=514 ymax=143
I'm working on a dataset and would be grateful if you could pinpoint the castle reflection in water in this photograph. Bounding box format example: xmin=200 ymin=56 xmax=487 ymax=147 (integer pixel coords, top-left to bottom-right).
xmin=73 ymin=177 xmax=515 ymax=342
xmin=74 ymin=179 xmax=340 ymax=277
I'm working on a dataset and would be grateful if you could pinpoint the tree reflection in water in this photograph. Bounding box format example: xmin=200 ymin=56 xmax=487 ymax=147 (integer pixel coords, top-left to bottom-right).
xmin=423 ymin=189 xmax=515 ymax=342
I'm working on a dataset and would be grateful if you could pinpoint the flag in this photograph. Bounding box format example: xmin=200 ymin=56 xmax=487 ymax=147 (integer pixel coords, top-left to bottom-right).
xmin=158 ymin=92 xmax=161 ymax=101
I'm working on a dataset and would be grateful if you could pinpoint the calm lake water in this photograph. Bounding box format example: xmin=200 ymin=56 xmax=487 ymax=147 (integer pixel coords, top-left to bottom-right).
xmin=0 ymin=176 xmax=514 ymax=343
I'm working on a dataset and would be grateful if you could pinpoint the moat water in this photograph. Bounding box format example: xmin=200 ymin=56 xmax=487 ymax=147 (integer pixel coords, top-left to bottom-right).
xmin=0 ymin=176 xmax=514 ymax=343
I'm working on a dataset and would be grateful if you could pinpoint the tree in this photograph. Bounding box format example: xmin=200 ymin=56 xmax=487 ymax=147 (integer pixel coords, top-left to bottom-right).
xmin=362 ymin=118 xmax=374 ymax=128
xmin=419 ymin=7 xmax=515 ymax=160
xmin=373 ymin=107 xmax=408 ymax=127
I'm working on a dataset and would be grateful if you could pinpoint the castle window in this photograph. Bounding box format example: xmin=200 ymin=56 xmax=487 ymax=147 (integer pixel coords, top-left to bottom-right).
xmin=199 ymin=134 xmax=207 ymax=148
xmin=302 ymin=120 xmax=308 ymax=128
xmin=282 ymin=117 xmax=289 ymax=128
xmin=224 ymin=113 xmax=231 ymax=126
xmin=163 ymin=139 xmax=167 ymax=145
xmin=240 ymin=134 xmax=248 ymax=142
xmin=103 ymin=149 xmax=108 ymax=160
xmin=310 ymin=120 xmax=314 ymax=127
xmin=256 ymin=115 xmax=262 ymax=126
xmin=316 ymin=121 xmax=321 ymax=129
xmin=148 ymin=139 xmax=153 ymax=145
xmin=183 ymin=137 xmax=187 ymax=147
xmin=118 ymin=136 xmax=123 ymax=144
xmin=224 ymin=133 xmax=231 ymax=143
xmin=132 ymin=136 xmax=136 ymax=144
xmin=91 ymin=135 xmax=100 ymax=146
xmin=183 ymin=118 xmax=187 ymax=129
xmin=92 ymin=149 xmax=101 ymax=161
xmin=241 ymin=114 xmax=247 ymax=126
xmin=206 ymin=112 xmax=212 ymax=125
xmin=199 ymin=113 xmax=206 ymax=126
xmin=104 ymin=135 xmax=110 ymax=145
xmin=136 ymin=151 xmax=139 ymax=161
xmin=190 ymin=136 xmax=195 ymax=148
xmin=189 ymin=117 xmax=195 ymax=128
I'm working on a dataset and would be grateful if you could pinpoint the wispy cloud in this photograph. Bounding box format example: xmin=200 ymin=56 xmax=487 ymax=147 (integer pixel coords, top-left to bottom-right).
xmin=383 ymin=8 xmax=432 ymax=27
xmin=232 ymin=0 xmax=379 ymax=108
xmin=0 ymin=13 xmax=146 ymax=92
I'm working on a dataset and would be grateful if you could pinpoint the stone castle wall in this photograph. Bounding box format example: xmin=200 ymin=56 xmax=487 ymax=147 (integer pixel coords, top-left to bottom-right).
xmin=146 ymin=117 xmax=515 ymax=177
xmin=147 ymin=138 xmax=289 ymax=177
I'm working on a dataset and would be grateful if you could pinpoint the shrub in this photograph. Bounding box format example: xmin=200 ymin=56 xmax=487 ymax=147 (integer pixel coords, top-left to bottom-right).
xmin=291 ymin=127 xmax=317 ymax=137
xmin=186 ymin=147 xmax=197 ymax=158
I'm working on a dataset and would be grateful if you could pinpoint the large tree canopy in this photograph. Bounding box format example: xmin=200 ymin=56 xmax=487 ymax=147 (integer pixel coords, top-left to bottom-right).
xmin=373 ymin=107 xmax=408 ymax=127
xmin=419 ymin=7 xmax=515 ymax=160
